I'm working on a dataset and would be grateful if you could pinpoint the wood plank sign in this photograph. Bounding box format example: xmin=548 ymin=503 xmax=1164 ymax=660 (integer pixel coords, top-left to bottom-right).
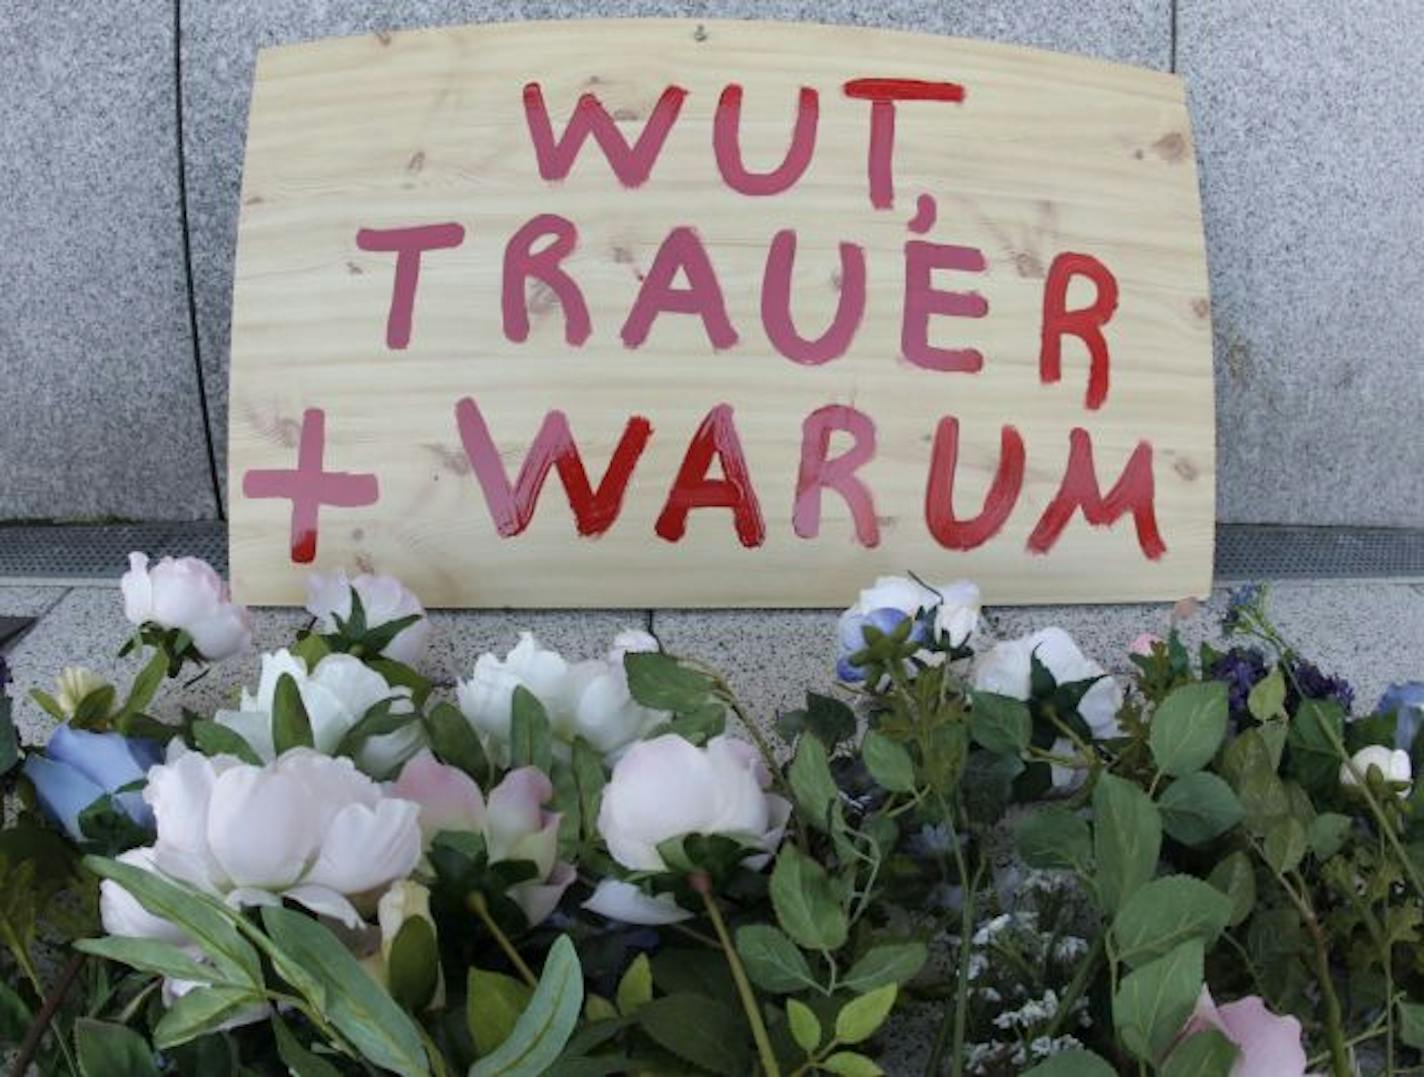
xmin=228 ymin=18 xmax=1215 ymax=607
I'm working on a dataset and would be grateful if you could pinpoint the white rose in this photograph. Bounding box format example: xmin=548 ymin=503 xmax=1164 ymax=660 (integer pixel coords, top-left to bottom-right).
xmin=583 ymin=878 xmax=693 ymax=925
xmin=973 ymin=627 xmax=1123 ymax=740
xmin=595 ymin=735 xmax=790 ymax=873
xmin=305 ymin=571 xmax=432 ymax=667
xmin=1341 ymin=745 xmax=1412 ymax=796
xmin=215 ymin=650 xmax=420 ymax=777
xmin=121 ymin=552 xmax=251 ymax=660
xmin=457 ymin=633 xmax=667 ymax=763
xmin=931 ymin=581 xmax=983 ymax=648
xmin=102 ymin=745 xmax=422 ymax=932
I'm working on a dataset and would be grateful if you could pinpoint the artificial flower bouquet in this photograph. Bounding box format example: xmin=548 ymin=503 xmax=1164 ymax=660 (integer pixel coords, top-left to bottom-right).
xmin=2 ymin=561 xmax=1424 ymax=1076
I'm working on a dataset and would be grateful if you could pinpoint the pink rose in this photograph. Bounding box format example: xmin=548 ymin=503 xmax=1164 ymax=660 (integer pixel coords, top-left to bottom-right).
xmin=1180 ymin=988 xmax=1312 ymax=1076
xmin=1130 ymin=632 xmax=1163 ymax=657
xmin=121 ymin=552 xmax=251 ymax=660
xmin=389 ymin=752 xmax=574 ymax=926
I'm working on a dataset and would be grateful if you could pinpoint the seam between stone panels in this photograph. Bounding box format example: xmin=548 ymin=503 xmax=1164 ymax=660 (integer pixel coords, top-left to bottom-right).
xmin=173 ymin=0 xmax=225 ymax=521
xmin=1169 ymin=0 xmax=1179 ymax=72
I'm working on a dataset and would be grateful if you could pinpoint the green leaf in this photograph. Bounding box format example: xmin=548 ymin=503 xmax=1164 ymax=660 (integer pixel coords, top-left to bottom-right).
xmin=471 ymin=935 xmax=583 ymax=1077
xmin=1309 ymin=812 xmax=1352 ymax=860
xmin=72 ymin=685 xmax=117 ymax=728
xmin=821 ymin=1052 xmax=884 ymax=1076
xmin=1015 ymin=808 xmax=1091 ymax=872
xmin=623 ymin=652 xmax=715 ymax=713
xmin=968 ymin=691 xmax=1031 ymax=755
xmin=75 ymin=1018 xmax=160 ymax=1077
xmin=637 ymin=994 xmax=749 ymax=1076
xmin=616 ymin=953 xmax=652 ymax=1016
xmin=1247 ymin=667 xmax=1286 ymax=723
xmin=1110 ymin=875 xmax=1232 ymax=968
xmin=787 ymin=998 xmax=821 ymax=1054
xmin=260 ymin=905 xmax=429 ymax=1077
xmin=861 ymin=731 xmax=916 ymax=793
xmin=290 ymin=632 xmax=333 ymax=667
xmin=1112 ymin=938 xmax=1204 ymax=1063
xmin=76 ymin=936 xmax=224 ymax=986
xmin=770 ymin=845 xmax=848 ymax=950
xmin=152 ymin=987 xmax=261 ymax=1049
xmin=1398 ymin=1000 xmax=1424 ymax=1049
xmin=30 ymin=688 xmax=67 ymax=722
xmin=509 ymin=686 xmax=553 ymax=772
xmin=1093 ymin=774 xmax=1162 ymax=914
xmin=387 ymin=915 xmax=439 ymax=1013
xmin=1021 ymin=1052 xmax=1117 ymax=1077
xmin=1161 ymin=1029 xmax=1238 ymax=1077
xmin=842 ymin=942 xmax=929 ymax=993
xmin=571 ymin=737 xmax=606 ymax=843
xmin=834 ymin=984 xmax=897 ymax=1044
xmin=467 ymin=968 xmax=533 ymax=1057
xmin=1149 ymin=682 xmax=1228 ymax=777
xmin=116 ymin=652 xmax=167 ymax=726
xmin=735 ymin=924 xmax=817 ymax=994
xmin=789 ymin=735 xmax=839 ymax=825
xmin=1288 ymin=699 xmax=1346 ymax=796
xmin=271 ymin=1014 xmax=343 ymax=1077
xmin=583 ymin=995 xmax=618 ymax=1023
xmin=1206 ymin=851 xmax=1257 ymax=927
xmin=1158 ymin=772 xmax=1244 ymax=846
xmin=190 ymin=720 xmax=263 ymax=766
xmin=82 ymin=856 xmax=261 ymax=989
xmin=802 ymin=692 xmax=857 ymax=749
xmin=1263 ymin=815 xmax=1308 ymax=874
xmin=272 ymin=673 xmax=314 ymax=755
xmin=425 ymin=702 xmax=489 ymax=784
xmin=334 ymin=700 xmax=412 ymax=761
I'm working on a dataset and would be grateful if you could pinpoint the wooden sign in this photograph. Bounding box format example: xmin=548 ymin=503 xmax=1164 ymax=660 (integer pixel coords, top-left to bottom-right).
xmin=228 ymin=18 xmax=1215 ymax=608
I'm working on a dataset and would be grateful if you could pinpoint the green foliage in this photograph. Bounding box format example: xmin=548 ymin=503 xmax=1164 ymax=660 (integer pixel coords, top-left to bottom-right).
xmin=1021 ymin=1051 xmax=1117 ymax=1077
xmin=1160 ymin=1029 xmax=1238 ymax=1076
xmin=468 ymin=968 xmax=533 ymax=1057
xmin=470 ymin=936 xmax=583 ymax=1077
xmin=74 ymin=1018 xmax=159 ymax=1077
xmin=1112 ymin=938 xmax=1204 ymax=1062
xmin=1110 ymin=875 xmax=1232 ymax=968
xmin=834 ymin=984 xmax=897 ymax=1044
xmin=1015 ymin=807 xmax=1091 ymax=872
xmin=735 ymin=924 xmax=817 ymax=993
xmin=1093 ymin=774 xmax=1162 ymax=914
xmin=968 ymin=691 xmax=1031 ymax=756
xmin=509 ymin=686 xmax=553 ymax=772
xmin=770 ymin=845 xmax=848 ymax=951
xmin=1149 ymin=681 xmax=1228 ymax=777
xmin=860 ymin=731 xmax=916 ymax=793
xmin=272 ymin=672 xmax=314 ymax=754
xmin=637 ymin=993 xmax=749 ymax=1075
xmin=1158 ymin=772 xmax=1243 ymax=846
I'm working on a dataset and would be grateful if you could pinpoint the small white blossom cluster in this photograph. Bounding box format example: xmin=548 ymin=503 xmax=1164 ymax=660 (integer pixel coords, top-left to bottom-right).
xmin=956 ymin=881 xmax=1096 ymax=1076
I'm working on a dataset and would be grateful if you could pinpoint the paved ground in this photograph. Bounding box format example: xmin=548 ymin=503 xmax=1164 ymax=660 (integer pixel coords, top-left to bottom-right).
xmin=5 ymin=578 xmax=1423 ymax=748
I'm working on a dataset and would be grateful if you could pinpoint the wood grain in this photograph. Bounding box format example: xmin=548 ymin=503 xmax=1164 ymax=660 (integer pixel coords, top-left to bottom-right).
xmin=228 ymin=18 xmax=1215 ymax=608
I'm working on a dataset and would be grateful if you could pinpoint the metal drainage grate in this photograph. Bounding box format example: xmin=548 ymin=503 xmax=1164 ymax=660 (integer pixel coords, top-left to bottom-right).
xmin=0 ymin=522 xmax=228 ymax=582
xmin=0 ymin=522 xmax=1422 ymax=587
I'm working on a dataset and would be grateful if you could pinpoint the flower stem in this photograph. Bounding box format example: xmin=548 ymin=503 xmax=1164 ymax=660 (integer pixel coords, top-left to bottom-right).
xmin=469 ymin=892 xmax=537 ymax=988
xmin=694 ymin=877 xmax=781 ymax=1077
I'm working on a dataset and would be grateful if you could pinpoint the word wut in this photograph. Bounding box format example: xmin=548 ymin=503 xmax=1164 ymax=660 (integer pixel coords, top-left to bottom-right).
xmin=246 ymin=78 xmax=1162 ymax=564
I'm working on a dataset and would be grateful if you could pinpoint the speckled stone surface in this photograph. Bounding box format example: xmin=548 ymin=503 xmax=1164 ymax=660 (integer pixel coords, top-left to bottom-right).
xmin=1 ymin=582 xmax=650 ymax=744
xmin=1180 ymin=1 xmax=1424 ymax=527
xmin=0 ymin=4 xmax=217 ymax=521
xmin=180 ymin=0 xmax=1169 ymax=504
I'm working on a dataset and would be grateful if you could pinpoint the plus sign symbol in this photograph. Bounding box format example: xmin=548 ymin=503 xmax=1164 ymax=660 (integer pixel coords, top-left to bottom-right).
xmin=242 ymin=409 xmax=380 ymax=563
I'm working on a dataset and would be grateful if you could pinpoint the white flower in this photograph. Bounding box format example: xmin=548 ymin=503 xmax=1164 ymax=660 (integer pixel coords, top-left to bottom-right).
xmin=1341 ymin=745 xmax=1412 ymax=796
xmin=456 ymin=633 xmax=667 ymax=764
xmin=837 ymin=576 xmax=981 ymax=682
xmin=305 ymin=571 xmax=432 ymax=667
xmin=121 ymin=552 xmax=251 ymax=660
xmin=215 ymin=649 xmax=420 ymax=777
xmin=973 ymin=627 xmax=1123 ymax=741
xmin=102 ymin=745 xmax=422 ymax=932
xmin=584 ymin=733 xmax=789 ymax=926
xmin=54 ymin=667 xmax=107 ymax=718
xmin=596 ymin=734 xmax=790 ymax=872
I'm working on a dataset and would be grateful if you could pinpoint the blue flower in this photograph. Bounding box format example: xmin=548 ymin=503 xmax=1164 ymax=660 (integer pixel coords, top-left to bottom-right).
xmin=1222 ymin=584 xmax=1265 ymax=633
xmin=836 ymin=607 xmax=931 ymax=680
xmin=1377 ymin=682 xmax=1424 ymax=751
xmin=23 ymin=725 xmax=161 ymax=842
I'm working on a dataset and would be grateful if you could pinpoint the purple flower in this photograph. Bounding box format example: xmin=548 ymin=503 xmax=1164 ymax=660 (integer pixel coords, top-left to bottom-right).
xmin=836 ymin=607 xmax=931 ymax=681
xmin=1288 ymin=659 xmax=1354 ymax=714
xmin=23 ymin=725 xmax=162 ymax=841
xmin=1210 ymin=648 xmax=1269 ymax=718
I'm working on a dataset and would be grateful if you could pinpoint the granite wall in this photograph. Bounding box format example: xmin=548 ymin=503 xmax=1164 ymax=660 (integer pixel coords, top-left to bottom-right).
xmin=3 ymin=0 xmax=1420 ymax=526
